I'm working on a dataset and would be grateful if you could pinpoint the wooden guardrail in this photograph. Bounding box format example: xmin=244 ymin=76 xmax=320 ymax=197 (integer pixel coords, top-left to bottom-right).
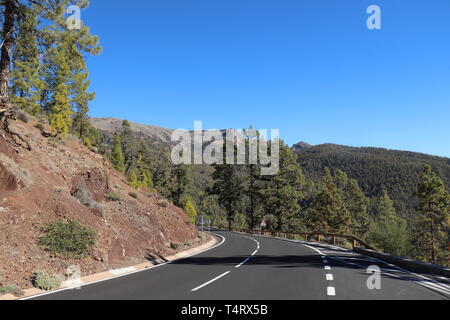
xmin=231 ymin=228 xmax=375 ymax=250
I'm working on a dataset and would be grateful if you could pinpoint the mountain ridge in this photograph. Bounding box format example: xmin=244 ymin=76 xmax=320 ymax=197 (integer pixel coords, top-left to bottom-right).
xmin=91 ymin=117 xmax=450 ymax=219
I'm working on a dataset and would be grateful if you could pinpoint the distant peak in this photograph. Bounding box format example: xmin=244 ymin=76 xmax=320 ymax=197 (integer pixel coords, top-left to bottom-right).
xmin=293 ymin=141 xmax=312 ymax=151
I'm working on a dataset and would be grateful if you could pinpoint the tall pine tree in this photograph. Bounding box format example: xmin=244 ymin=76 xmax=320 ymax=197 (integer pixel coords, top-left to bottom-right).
xmin=308 ymin=168 xmax=350 ymax=234
xmin=260 ymin=142 xmax=304 ymax=232
xmin=111 ymin=134 xmax=125 ymax=174
xmin=414 ymin=165 xmax=450 ymax=265
xmin=368 ymin=190 xmax=411 ymax=257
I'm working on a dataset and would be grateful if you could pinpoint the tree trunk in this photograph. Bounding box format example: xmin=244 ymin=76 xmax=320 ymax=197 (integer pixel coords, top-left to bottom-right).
xmin=430 ymin=217 xmax=435 ymax=264
xmin=0 ymin=1 xmax=31 ymax=151
xmin=227 ymin=203 xmax=232 ymax=231
xmin=0 ymin=0 xmax=15 ymax=100
xmin=249 ymin=165 xmax=255 ymax=229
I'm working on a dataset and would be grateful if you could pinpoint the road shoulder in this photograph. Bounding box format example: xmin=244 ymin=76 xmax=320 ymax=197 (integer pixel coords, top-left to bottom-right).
xmin=1 ymin=233 xmax=221 ymax=301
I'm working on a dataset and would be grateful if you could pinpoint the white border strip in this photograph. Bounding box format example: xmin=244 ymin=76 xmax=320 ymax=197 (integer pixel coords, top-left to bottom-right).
xmin=20 ymin=232 xmax=226 ymax=300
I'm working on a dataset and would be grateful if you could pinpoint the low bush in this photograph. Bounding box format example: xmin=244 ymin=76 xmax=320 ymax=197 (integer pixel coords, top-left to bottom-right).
xmin=39 ymin=220 xmax=97 ymax=258
xmin=106 ymin=191 xmax=121 ymax=202
xmin=0 ymin=284 xmax=25 ymax=297
xmin=170 ymin=242 xmax=179 ymax=250
xmin=32 ymin=271 xmax=61 ymax=291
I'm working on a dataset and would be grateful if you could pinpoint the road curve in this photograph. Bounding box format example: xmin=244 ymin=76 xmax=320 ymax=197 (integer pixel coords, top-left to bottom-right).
xmin=30 ymin=231 xmax=450 ymax=300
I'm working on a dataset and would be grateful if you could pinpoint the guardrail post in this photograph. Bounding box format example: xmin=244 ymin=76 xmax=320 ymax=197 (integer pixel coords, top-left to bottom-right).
xmin=332 ymin=236 xmax=336 ymax=246
xmin=352 ymin=239 xmax=357 ymax=249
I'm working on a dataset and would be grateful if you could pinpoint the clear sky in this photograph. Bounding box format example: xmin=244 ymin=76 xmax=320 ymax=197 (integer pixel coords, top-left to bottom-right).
xmin=82 ymin=0 xmax=450 ymax=157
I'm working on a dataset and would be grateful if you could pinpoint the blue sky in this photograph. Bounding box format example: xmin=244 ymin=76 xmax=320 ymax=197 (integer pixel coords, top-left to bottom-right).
xmin=82 ymin=0 xmax=450 ymax=157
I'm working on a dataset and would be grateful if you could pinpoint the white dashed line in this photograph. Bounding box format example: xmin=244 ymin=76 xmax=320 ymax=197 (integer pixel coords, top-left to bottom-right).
xmin=326 ymin=274 xmax=334 ymax=281
xmin=324 ymin=266 xmax=331 ymax=271
xmin=191 ymin=271 xmax=231 ymax=292
xmin=235 ymin=257 xmax=250 ymax=268
xmin=327 ymin=287 xmax=336 ymax=296
xmin=193 ymin=234 xmax=262 ymax=292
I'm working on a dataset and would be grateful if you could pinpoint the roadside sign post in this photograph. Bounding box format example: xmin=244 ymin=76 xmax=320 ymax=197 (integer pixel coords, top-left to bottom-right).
xmin=261 ymin=220 xmax=267 ymax=234
xmin=198 ymin=216 xmax=205 ymax=243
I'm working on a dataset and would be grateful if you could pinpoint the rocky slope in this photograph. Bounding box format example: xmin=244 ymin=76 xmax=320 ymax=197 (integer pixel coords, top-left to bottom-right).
xmin=0 ymin=116 xmax=198 ymax=288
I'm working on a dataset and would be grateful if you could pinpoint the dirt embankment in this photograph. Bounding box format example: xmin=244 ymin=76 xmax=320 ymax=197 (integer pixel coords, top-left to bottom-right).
xmin=0 ymin=117 xmax=198 ymax=288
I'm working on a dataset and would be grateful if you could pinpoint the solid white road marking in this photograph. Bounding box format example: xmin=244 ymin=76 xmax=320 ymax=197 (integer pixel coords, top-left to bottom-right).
xmin=327 ymin=287 xmax=336 ymax=296
xmin=191 ymin=271 xmax=231 ymax=292
xmin=326 ymin=274 xmax=334 ymax=281
xmin=22 ymin=231 xmax=227 ymax=300
xmin=329 ymin=255 xmax=450 ymax=296
xmin=299 ymin=241 xmax=450 ymax=297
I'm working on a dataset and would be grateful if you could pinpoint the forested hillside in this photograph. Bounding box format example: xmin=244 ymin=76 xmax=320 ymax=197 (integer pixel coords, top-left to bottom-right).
xmin=295 ymin=143 xmax=450 ymax=219
xmin=89 ymin=120 xmax=448 ymax=265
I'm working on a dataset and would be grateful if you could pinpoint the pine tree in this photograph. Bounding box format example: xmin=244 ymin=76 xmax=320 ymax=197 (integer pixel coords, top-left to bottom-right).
xmin=212 ymin=163 xmax=243 ymax=230
xmin=135 ymin=152 xmax=153 ymax=189
xmin=0 ymin=0 xmax=100 ymax=139
xmin=368 ymin=190 xmax=411 ymax=256
xmin=184 ymin=197 xmax=198 ymax=225
xmin=260 ymin=142 xmax=304 ymax=231
xmin=128 ymin=169 xmax=139 ymax=189
xmin=173 ymin=164 xmax=193 ymax=207
xmin=111 ymin=134 xmax=125 ymax=174
xmin=70 ymin=59 xmax=95 ymax=140
xmin=243 ymin=127 xmax=263 ymax=229
xmin=309 ymin=168 xmax=350 ymax=234
xmin=10 ymin=5 xmax=43 ymax=114
xmin=48 ymin=80 xmax=72 ymax=136
xmin=333 ymin=169 xmax=371 ymax=238
xmin=415 ymin=165 xmax=450 ymax=265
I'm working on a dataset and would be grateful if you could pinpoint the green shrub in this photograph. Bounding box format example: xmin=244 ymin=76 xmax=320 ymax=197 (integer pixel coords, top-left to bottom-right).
xmin=32 ymin=271 xmax=61 ymax=291
xmin=39 ymin=220 xmax=97 ymax=258
xmin=170 ymin=242 xmax=179 ymax=250
xmin=106 ymin=191 xmax=121 ymax=202
xmin=0 ymin=284 xmax=25 ymax=297
xmin=128 ymin=192 xmax=138 ymax=199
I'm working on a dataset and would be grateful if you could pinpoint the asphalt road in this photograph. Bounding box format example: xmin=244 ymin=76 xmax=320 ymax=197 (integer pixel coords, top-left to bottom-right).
xmin=31 ymin=230 xmax=450 ymax=300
